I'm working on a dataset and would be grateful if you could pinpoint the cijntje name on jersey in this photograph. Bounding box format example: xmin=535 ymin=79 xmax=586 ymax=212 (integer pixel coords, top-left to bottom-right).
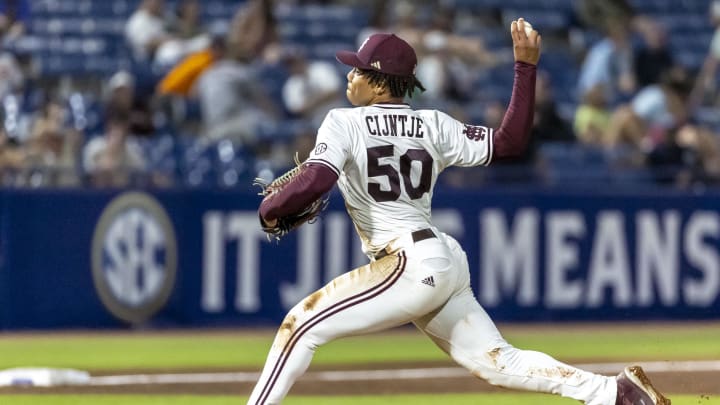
xmin=364 ymin=113 xmax=425 ymax=138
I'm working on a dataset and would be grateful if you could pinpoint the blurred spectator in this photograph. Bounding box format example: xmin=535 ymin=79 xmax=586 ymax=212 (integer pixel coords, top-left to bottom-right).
xmin=0 ymin=52 xmax=24 ymax=100
xmin=674 ymin=124 xmax=720 ymax=183
xmin=531 ymin=71 xmax=574 ymax=144
xmin=157 ymin=32 xmax=226 ymax=98
xmin=83 ymin=113 xmax=147 ymax=188
xmin=228 ymin=0 xmax=282 ymax=64
xmin=0 ymin=0 xmax=29 ymax=43
xmin=422 ymin=7 xmax=499 ymax=67
xmin=633 ymin=22 xmax=673 ymax=88
xmin=25 ymin=98 xmax=82 ymax=186
xmin=573 ymin=0 xmax=665 ymax=92
xmin=363 ymin=3 xmax=499 ymax=102
xmin=356 ymin=0 xmax=425 ymax=50
xmin=647 ymin=123 xmax=720 ymax=186
xmin=575 ymin=0 xmax=635 ymax=34
xmin=574 ymin=0 xmax=660 ymax=45
xmin=155 ymin=0 xmax=215 ymax=98
xmin=0 ymin=52 xmax=32 ymax=143
xmin=0 ymin=124 xmax=25 ymax=182
xmin=470 ymin=73 xmax=572 ymax=182
xmin=418 ymin=11 xmax=499 ymax=101
xmin=577 ymin=20 xmax=636 ymax=107
xmin=574 ymin=83 xmax=612 ymax=145
xmin=125 ymin=0 xmax=209 ymax=69
xmin=194 ymin=37 xmax=280 ymax=146
xmin=167 ymin=0 xmax=206 ymax=40
xmin=606 ymin=66 xmax=693 ymax=150
xmin=104 ymin=71 xmax=155 ymax=137
xmin=125 ymin=0 xmax=171 ymax=62
xmin=281 ymin=49 xmax=344 ymax=126
xmin=278 ymin=0 xmax=362 ymax=4
xmin=155 ymin=32 xmax=228 ymax=133
xmin=690 ymin=0 xmax=720 ymax=109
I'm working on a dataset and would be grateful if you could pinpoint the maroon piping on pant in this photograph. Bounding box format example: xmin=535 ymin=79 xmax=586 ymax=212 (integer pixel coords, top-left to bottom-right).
xmin=255 ymin=252 xmax=408 ymax=404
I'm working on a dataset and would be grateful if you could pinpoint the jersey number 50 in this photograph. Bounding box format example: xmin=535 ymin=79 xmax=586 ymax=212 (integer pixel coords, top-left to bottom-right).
xmin=367 ymin=145 xmax=433 ymax=202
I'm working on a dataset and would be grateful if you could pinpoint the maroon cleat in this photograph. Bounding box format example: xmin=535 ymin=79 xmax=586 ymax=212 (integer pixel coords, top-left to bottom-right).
xmin=615 ymin=366 xmax=671 ymax=405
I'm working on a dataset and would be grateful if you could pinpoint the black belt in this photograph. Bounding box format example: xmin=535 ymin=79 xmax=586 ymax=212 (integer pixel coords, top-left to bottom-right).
xmin=374 ymin=228 xmax=436 ymax=260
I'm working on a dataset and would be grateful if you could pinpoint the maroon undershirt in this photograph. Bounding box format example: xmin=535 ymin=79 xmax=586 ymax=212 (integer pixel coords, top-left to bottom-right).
xmin=260 ymin=61 xmax=537 ymax=221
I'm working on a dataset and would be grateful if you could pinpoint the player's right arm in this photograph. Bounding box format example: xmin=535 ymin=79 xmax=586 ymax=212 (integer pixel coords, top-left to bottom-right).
xmin=492 ymin=18 xmax=541 ymax=161
xmin=437 ymin=19 xmax=540 ymax=168
xmin=491 ymin=61 xmax=536 ymax=161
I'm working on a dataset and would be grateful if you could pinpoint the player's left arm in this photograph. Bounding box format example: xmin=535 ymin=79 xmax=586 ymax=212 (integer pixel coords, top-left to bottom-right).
xmin=259 ymin=163 xmax=338 ymax=224
xmin=259 ymin=109 xmax=350 ymax=226
xmin=492 ymin=18 xmax=541 ymax=161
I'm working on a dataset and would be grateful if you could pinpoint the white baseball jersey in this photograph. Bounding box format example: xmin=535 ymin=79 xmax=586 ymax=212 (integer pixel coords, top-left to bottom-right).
xmin=307 ymin=102 xmax=494 ymax=256
xmin=252 ymin=102 xmax=617 ymax=405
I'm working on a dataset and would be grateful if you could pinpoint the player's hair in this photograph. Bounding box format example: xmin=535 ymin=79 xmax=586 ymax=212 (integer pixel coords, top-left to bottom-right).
xmin=359 ymin=69 xmax=426 ymax=98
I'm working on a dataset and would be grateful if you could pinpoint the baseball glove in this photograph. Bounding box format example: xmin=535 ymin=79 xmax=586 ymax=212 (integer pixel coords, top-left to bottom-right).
xmin=253 ymin=157 xmax=329 ymax=240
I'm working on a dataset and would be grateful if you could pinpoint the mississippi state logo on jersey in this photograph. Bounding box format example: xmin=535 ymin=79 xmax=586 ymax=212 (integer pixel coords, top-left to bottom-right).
xmin=463 ymin=124 xmax=489 ymax=142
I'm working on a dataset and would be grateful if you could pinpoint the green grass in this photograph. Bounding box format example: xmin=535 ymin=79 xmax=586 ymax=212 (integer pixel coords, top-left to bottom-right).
xmin=501 ymin=324 xmax=720 ymax=361
xmin=0 ymin=334 xmax=274 ymax=370
xmin=0 ymin=323 xmax=718 ymax=370
xmin=0 ymin=394 xmax=717 ymax=405
xmin=0 ymin=324 xmax=717 ymax=404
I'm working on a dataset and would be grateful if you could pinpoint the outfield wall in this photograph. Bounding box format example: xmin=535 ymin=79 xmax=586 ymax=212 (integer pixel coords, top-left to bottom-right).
xmin=0 ymin=187 xmax=718 ymax=329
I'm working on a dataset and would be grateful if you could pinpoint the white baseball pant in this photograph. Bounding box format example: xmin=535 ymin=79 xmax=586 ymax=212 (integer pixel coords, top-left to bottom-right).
xmin=248 ymin=228 xmax=617 ymax=404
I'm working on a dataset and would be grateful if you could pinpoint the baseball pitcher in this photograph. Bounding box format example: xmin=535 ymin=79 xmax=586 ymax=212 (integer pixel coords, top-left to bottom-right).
xmin=250 ymin=19 xmax=670 ymax=405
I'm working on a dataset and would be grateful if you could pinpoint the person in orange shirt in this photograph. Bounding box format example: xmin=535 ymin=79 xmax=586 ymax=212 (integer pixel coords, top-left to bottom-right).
xmin=156 ymin=35 xmax=225 ymax=97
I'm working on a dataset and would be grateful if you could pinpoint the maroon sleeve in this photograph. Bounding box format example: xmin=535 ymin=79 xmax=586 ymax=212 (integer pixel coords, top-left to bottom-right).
xmin=492 ymin=61 xmax=537 ymax=160
xmin=259 ymin=163 xmax=339 ymax=221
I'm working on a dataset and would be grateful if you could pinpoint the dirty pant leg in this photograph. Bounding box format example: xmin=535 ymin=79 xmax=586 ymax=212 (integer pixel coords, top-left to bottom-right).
xmin=414 ymin=290 xmax=617 ymax=405
xmin=248 ymin=250 xmax=450 ymax=405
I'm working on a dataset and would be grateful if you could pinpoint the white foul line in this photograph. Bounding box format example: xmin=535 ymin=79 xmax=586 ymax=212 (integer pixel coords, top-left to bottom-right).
xmin=88 ymin=360 xmax=720 ymax=386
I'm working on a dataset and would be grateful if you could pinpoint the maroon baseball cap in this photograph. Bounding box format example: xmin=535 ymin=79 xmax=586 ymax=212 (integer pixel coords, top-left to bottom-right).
xmin=336 ymin=33 xmax=417 ymax=76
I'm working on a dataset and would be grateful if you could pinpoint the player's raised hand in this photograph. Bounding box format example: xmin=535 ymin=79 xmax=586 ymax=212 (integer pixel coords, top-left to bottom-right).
xmin=511 ymin=18 xmax=541 ymax=65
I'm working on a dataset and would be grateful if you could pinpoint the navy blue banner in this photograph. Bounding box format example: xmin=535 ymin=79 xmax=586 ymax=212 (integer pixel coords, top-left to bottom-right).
xmin=0 ymin=187 xmax=718 ymax=329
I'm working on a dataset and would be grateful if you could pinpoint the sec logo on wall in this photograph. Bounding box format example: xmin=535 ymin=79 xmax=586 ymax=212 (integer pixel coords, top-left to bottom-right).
xmin=91 ymin=192 xmax=178 ymax=324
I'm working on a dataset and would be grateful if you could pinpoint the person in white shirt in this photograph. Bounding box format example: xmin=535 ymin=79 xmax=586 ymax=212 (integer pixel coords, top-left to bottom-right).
xmin=124 ymin=0 xmax=169 ymax=62
xmin=281 ymin=50 xmax=345 ymax=127
xmin=83 ymin=114 xmax=146 ymax=187
xmin=125 ymin=0 xmax=209 ymax=68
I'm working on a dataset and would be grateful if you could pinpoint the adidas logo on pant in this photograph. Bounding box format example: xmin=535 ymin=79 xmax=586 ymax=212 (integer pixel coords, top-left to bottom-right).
xmin=421 ymin=276 xmax=435 ymax=287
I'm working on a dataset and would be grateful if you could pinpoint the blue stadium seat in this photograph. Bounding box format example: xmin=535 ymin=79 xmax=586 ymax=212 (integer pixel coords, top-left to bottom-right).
xmin=137 ymin=134 xmax=177 ymax=174
xmin=201 ymin=0 xmax=243 ymax=20
xmin=538 ymin=142 xmax=614 ymax=185
xmin=630 ymin=0 xmax=710 ymax=13
xmin=309 ymin=41 xmax=355 ymax=62
xmin=652 ymin=14 xmax=710 ymax=34
xmin=501 ymin=9 xmax=570 ymax=31
xmin=215 ymin=139 xmax=254 ymax=188
xmin=180 ymin=138 xmax=216 ymax=188
xmin=177 ymin=136 xmax=256 ymax=188
xmin=256 ymin=119 xmax=311 ymax=143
